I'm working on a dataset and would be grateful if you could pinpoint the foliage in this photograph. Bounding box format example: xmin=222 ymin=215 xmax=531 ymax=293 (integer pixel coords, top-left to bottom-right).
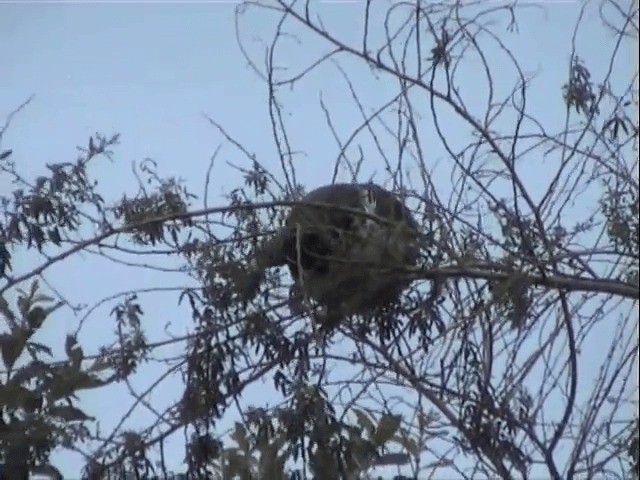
xmin=0 ymin=1 xmax=638 ymax=479
xmin=0 ymin=281 xmax=112 ymax=479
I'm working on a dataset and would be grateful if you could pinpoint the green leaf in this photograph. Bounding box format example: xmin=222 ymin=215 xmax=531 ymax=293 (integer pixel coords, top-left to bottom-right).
xmin=65 ymin=334 xmax=84 ymax=368
xmin=0 ymin=330 xmax=28 ymax=371
xmin=394 ymin=434 xmax=420 ymax=457
xmin=257 ymin=443 xmax=285 ymax=479
xmin=0 ymin=383 xmax=38 ymax=410
xmin=27 ymin=341 xmax=54 ymax=357
xmin=353 ymin=408 xmax=376 ymax=437
xmin=224 ymin=449 xmax=252 ymax=480
xmin=48 ymin=227 xmax=62 ymax=246
xmin=372 ymin=414 xmax=402 ymax=447
xmin=0 ymin=295 xmax=17 ymax=327
xmin=29 ymin=279 xmax=39 ymax=299
xmin=231 ymin=422 xmax=251 ymax=453
xmin=26 ymin=306 xmax=47 ymax=330
xmin=49 ymin=404 xmax=94 ymax=422
xmin=9 ymin=360 xmax=50 ymax=386
xmin=46 ymin=367 xmax=105 ymax=400
xmin=32 ymin=292 xmax=56 ymax=304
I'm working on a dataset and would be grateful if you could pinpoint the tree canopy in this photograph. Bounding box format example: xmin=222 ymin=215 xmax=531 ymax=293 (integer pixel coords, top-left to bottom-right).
xmin=0 ymin=1 xmax=638 ymax=479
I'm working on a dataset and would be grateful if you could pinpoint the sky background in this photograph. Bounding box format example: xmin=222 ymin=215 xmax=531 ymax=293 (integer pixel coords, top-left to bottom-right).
xmin=0 ymin=0 xmax=636 ymax=478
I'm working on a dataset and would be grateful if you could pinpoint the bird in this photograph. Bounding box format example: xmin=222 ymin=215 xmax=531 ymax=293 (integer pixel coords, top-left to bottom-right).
xmin=248 ymin=182 xmax=421 ymax=327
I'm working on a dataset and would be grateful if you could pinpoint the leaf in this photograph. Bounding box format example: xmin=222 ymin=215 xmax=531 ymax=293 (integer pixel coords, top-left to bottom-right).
xmin=0 ymin=383 xmax=36 ymax=409
xmin=17 ymin=294 xmax=30 ymax=318
xmin=26 ymin=306 xmax=47 ymax=331
xmin=394 ymin=434 xmax=420 ymax=457
xmin=372 ymin=414 xmax=402 ymax=447
xmin=0 ymin=149 xmax=12 ymax=160
xmin=224 ymin=449 xmax=252 ymax=479
xmin=27 ymin=341 xmax=53 ymax=357
xmin=49 ymin=404 xmax=94 ymax=422
xmin=0 ymin=330 xmax=28 ymax=371
xmin=0 ymin=295 xmax=17 ymax=328
xmin=47 ymin=367 xmax=104 ymax=400
xmin=65 ymin=334 xmax=84 ymax=368
xmin=9 ymin=360 xmax=50 ymax=386
xmin=231 ymin=422 xmax=251 ymax=454
xmin=32 ymin=292 xmax=56 ymax=304
xmin=29 ymin=279 xmax=39 ymax=299
xmin=353 ymin=408 xmax=376 ymax=437
xmin=0 ymin=243 xmax=12 ymax=276
xmin=48 ymin=227 xmax=62 ymax=246
xmin=257 ymin=443 xmax=285 ymax=479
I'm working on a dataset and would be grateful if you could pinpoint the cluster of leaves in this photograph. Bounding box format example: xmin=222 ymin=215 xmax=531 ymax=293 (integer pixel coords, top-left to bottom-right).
xmin=107 ymin=295 xmax=150 ymax=381
xmin=0 ymin=282 xmax=115 ymax=479
xmin=562 ymin=56 xmax=600 ymax=117
xmin=0 ymin=1 xmax=637 ymax=476
xmin=0 ymin=135 xmax=116 ymax=279
xmin=0 ymin=134 xmax=123 ymax=478
xmin=0 ymin=133 xmax=201 ymax=478
xmin=601 ymin=181 xmax=639 ymax=285
xmin=114 ymin=174 xmax=194 ymax=247
xmin=562 ymin=56 xmax=639 ymax=290
xmin=180 ymin=384 xmax=411 ymax=480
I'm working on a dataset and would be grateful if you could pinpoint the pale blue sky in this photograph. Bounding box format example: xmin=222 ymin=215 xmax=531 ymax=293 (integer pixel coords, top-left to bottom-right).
xmin=1 ymin=1 xmax=636 ymax=478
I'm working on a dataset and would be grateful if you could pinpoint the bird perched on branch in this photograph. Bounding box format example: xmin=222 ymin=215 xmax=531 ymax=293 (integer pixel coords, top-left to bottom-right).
xmin=248 ymin=183 xmax=421 ymax=327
